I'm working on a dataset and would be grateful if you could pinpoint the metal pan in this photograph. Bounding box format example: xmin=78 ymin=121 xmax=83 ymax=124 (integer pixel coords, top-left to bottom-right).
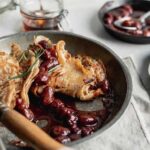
xmin=98 ymin=0 xmax=150 ymax=44
xmin=0 ymin=31 xmax=132 ymax=149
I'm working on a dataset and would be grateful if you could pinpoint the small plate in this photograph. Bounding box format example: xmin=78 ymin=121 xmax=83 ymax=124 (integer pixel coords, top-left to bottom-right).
xmin=98 ymin=0 xmax=150 ymax=44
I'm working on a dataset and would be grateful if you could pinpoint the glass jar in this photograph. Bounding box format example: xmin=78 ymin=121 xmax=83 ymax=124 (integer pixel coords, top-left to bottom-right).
xmin=19 ymin=0 xmax=68 ymax=31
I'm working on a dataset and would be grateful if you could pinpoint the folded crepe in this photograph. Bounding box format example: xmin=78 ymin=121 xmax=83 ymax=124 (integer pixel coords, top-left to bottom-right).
xmin=0 ymin=43 xmax=40 ymax=109
xmin=32 ymin=36 xmax=106 ymax=101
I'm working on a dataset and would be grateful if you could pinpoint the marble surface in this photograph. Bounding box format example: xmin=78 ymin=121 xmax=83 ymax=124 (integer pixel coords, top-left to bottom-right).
xmin=0 ymin=0 xmax=150 ymax=150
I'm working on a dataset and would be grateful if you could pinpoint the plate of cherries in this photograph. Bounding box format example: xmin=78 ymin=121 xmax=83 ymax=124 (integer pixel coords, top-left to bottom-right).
xmin=99 ymin=0 xmax=150 ymax=43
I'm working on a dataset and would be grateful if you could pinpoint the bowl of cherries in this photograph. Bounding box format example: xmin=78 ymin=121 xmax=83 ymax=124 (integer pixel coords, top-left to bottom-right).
xmin=99 ymin=0 xmax=150 ymax=43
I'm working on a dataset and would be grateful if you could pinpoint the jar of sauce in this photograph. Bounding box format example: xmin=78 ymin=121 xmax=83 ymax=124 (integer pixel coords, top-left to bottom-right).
xmin=20 ymin=0 xmax=67 ymax=31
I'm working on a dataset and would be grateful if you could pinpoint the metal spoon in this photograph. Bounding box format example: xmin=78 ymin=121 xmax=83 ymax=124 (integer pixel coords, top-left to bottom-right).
xmin=114 ymin=11 xmax=150 ymax=30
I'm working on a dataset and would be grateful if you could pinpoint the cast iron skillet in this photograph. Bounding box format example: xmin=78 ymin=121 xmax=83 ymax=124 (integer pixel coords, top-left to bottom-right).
xmin=98 ymin=0 xmax=150 ymax=44
xmin=0 ymin=31 xmax=132 ymax=150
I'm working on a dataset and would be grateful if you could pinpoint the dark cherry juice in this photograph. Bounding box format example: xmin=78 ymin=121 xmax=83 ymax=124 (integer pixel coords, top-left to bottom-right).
xmin=24 ymin=90 xmax=115 ymax=144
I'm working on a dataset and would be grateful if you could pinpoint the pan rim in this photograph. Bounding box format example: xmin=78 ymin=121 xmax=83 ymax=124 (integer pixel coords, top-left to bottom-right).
xmin=0 ymin=30 xmax=132 ymax=147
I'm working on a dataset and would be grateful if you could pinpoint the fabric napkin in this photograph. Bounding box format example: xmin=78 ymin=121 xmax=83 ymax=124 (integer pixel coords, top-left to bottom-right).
xmin=124 ymin=57 xmax=150 ymax=144
xmin=0 ymin=57 xmax=150 ymax=150
xmin=74 ymin=57 xmax=150 ymax=150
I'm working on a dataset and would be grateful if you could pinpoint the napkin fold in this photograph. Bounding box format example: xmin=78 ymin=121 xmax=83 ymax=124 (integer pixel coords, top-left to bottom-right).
xmin=0 ymin=139 xmax=6 ymax=150
xmin=74 ymin=57 xmax=150 ymax=150
xmin=124 ymin=57 xmax=150 ymax=144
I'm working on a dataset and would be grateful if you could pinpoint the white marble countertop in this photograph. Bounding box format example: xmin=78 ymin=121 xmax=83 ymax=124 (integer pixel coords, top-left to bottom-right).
xmin=0 ymin=0 xmax=150 ymax=150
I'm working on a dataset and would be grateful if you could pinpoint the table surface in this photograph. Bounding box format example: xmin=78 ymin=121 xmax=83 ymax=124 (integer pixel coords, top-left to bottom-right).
xmin=0 ymin=0 xmax=150 ymax=69
xmin=0 ymin=0 xmax=150 ymax=150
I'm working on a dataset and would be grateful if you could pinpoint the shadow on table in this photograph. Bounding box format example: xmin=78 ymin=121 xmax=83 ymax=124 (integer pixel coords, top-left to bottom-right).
xmin=139 ymin=55 xmax=150 ymax=97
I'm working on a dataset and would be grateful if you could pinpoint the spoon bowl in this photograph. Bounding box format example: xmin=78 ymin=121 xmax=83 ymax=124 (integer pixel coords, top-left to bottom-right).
xmin=114 ymin=11 xmax=150 ymax=31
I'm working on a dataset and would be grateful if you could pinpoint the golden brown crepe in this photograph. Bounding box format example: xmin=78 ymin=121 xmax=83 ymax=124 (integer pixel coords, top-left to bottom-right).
xmin=32 ymin=36 xmax=106 ymax=101
xmin=47 ymin=41 xmax=105 ymax=100
xmin=0 ymin=43 xmax=40 ymax=108
xmin=0 ymin=51 xmax=21 ymax=108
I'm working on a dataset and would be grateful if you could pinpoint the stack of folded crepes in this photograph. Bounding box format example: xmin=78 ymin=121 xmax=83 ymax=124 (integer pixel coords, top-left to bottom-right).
xmin=0 ymin=35 xmax=107 ymax=110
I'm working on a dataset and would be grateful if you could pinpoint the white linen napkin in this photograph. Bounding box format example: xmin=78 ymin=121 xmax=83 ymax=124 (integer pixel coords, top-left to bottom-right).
xmin=124 ymin=57 xmax=150 ymax=144
xmin=74 ymin=57 xmax=150 ymax=150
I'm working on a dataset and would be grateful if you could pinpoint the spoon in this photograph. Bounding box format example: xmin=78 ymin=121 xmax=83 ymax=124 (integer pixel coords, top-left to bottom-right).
xmin=0 ymin=101 xmax=74 ymax=150
xmin=114 ymin=11 xmax=150 ymax=30
xmin=148 ymin=63 xmax=150 ymax=76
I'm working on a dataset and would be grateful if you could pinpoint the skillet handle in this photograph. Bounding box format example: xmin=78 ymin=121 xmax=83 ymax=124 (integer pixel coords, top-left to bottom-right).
xmin=0 ymin=102 xmax=73 ymax=150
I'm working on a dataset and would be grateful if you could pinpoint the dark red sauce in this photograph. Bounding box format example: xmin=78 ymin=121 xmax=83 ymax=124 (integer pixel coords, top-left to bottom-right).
xmin=13 ymin=40 xmax=115 ymax=147
xmin=14 ymin=89 xmax=115 ymax=145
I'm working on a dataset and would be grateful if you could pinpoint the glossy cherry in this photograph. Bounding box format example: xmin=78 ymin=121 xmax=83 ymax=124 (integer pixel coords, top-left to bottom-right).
xmin=81 ymin=127 xmax=93 ymax=137
xmin=121 ymin=4 xmax=133 ymax=14
xmin=34 ymin=68 xmax=49 ymax=85
xmin=104 ymin=13 xmax=114 ymax=25
xmin=78 ymin=114 xmax=97 ymax=126
xmin=41 ymin=87 xmax=54 ymax=105
xmin=122 ymin=19 xmax=142 ymax=29
xmin=51 ymin=125 xmax=71 ymax=137
xmin=55 ymin=136 xmax=71 ymax=144
xmin=38 ymin=40 xmax=50 ymax=49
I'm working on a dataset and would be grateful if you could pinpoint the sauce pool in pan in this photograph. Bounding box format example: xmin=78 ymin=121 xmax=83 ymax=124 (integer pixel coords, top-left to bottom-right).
xmin=10 ymin=36 xmax=116 ymax=147
xmin=14 ymin=86 xmax=115 ymax=145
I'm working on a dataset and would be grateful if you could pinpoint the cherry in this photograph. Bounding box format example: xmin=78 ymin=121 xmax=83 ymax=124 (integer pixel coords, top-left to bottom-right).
xmin=34 ymin=68 xmax=49 ymax=85
xmin=113 ymin=14 xmax=122 ymax=21
xmin=55 ymin=136 xmax=71 ymax=144
xmin=67 ymin=114 xmax=78 ymax=126
xmin=42 ymin=49 xmax=52 ymax=60
xmin=104 ymin=13 xmax=114 ymax=25
xmin=49 ymin=45 xmax=57 ymax=57
xmin=60 ymin=107 xmax=76 ymax=117
xmin=81 ymin=127 xmax=93 ymax=137
xmin=121 ymin=4 xmax=133 ymax=14
xmin=21 ymin=108 xmax=34 ymax=121
xmin=16 ymin=98 xmax=28 ymax=110
xmin=41 ymin=87 xmax=54 ymax=105
xmin=143 ymin=28 xmax=150 ymax=37
xmin=70 ymin=125 xmax=81 ymax=134
xmin=117 ymin=8 xmax=130 ymax=17
xmin=51 ymin=125 xmax=71 ymax=137
xmin=40 ymin=57 xmax=58 ymax=70
xmin=122 ymin=19 xmax=142 ymax=29
xmin=101 ymin=79 xmax=109 ymax=93
xmin=69 ymin=134 xmax=81 ymax=141
xmin=78 ymin=114 xmax=97 ymax=126
xmin=38 ymin=40 xmax=50 ymax=49
xmin=50 ymin=99 xmax=65 ymax=110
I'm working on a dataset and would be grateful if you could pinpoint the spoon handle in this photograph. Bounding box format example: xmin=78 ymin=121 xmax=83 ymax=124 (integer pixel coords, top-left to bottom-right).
xmin=0 ymin=102 xmax=73 ymax=150
xmin=140 ymin=11 xmax=150 ymax=24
